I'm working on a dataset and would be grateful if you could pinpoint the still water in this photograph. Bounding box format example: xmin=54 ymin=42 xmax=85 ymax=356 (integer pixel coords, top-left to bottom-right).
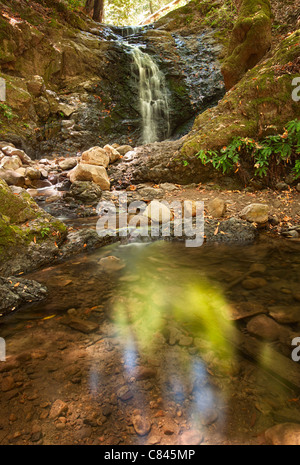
xmin=0 ymin=239 xmax=299 ymax=444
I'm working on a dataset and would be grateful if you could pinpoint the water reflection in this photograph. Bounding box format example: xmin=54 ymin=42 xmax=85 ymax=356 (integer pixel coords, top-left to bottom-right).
xmin=0 ymin=239 xmax=299 ymax=444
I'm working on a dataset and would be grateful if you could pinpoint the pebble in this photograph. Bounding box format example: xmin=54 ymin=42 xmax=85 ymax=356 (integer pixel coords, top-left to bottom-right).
xmin=180 ymin=429 xmax=204 ymax=445
xmin=1 ymin=376 xmax=15 ymax=392
xmin=132 ymin=414 xmax=151 ymax=436
xmin=117 ymin=386 xmax=133 ymax=401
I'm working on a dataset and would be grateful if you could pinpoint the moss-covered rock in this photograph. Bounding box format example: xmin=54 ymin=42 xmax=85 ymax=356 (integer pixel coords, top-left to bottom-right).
xmin=221 ymin=0 xmax=272 ymax=89
xmin=0 ymin=179 xmax=67 ymax=275
xmin=181 ymin=29 xmax=300 ymax=160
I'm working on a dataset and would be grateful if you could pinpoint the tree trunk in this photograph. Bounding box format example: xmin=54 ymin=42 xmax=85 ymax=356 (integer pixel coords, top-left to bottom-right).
xmin=93 ymin=0 xmax=104 ymax=22
xmin=84 ymin=0 xmax=94 ymax=16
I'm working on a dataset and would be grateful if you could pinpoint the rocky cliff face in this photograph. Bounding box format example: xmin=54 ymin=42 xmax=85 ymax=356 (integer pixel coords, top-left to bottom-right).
xmin=0 ymin=0 xmax=226 ymax=158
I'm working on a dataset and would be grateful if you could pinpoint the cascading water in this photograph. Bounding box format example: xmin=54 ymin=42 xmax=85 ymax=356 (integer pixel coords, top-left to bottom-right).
xmin=130 ymin=45 xmax=170 ymax=144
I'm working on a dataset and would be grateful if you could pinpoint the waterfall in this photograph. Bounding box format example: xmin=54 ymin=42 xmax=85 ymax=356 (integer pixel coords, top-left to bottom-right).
xmin=130 ymin=46 xmax=170 ymax=144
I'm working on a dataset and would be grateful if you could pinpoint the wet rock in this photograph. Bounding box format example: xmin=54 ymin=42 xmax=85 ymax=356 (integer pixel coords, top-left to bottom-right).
xmin=246 ymin=314 xmax=286 ymax=341
xmin=178 ymin=334 xmax=193 ymax=346
xmin=180 ymin=430 xmax=203 ymax=445
xmin=242 ymin=277 xmax=267 ymax=290
xmin=81 ymin=147 xmax=110 ymax=168
xmin=268 ymin=306 xmax=300 ymax=324
xmin=66 ymin=181 xmax=102 ymax=205
xmin=49 ymin=400 xmax=68 ymax=419
xmin=117 ymin=386 xmax=133 ymax=401
xmin=69 ymin=163 xmax=110 ymax=190
xmin=265 ymin=423 xmax=300 ymax=445
xmin=239 ymin=203 xmax=269 ymax=224
xmin=64 ymin=317 xmax=99 ymax=334
xmin=132 ymin=415 xmax=151 ymax=436
xmin=208 ymin=198 xmax=226 ymax=218
xmin=0 ymin=277 xmax=48 ymax=317
xmin=98 ymin=256 xmax=125 ymax=272
xmin=135 ymin=366 xmax=157 ymax=380
xmin=229 ymin=302 xmax=265 ymax=320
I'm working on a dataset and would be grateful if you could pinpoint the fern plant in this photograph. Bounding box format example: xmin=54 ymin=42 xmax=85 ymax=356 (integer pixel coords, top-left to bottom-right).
xmin=184 ymin=119 xmax=300 ymax=182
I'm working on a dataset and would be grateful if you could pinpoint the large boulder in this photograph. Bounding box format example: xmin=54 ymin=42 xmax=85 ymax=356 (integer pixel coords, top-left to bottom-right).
xmin=67 ymin=181 xmax=102 ymax=205
xmin=69 ymin=163 xmax=110 ymax=190
xmin=81 ymin=147 xmax=110 ymax=168
xmin=0 ymin=155 xmax=22 ymax=171
xmin=0 ymin=179 xmax=67 ymax=276
xmin=0 ymin=168 xmax=25 ymax=187
xmin=1 ymin=146 xmax=32 ymax=165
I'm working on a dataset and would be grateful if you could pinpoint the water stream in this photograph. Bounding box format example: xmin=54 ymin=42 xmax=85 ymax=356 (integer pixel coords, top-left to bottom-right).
xmin=130 ymin=45 xmax=170 ymax=144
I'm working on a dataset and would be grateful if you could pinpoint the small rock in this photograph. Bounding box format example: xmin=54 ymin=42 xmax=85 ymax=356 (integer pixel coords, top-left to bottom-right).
xmin=99 ymin=256 xmax=125 ymax=272
xmin=208 ymin=198 xmax=226 ymax=218
xmin=180 ymin=430 xmax=203 ymax=445
xmin=132 ymin=414 xmax=151 ymax=436
xmin=242 ymin=277 xmax=267 ymax=289
xmin=275 ymin=181 xmax=289 ymax=191
xmin=1 ymin=376 xmax=15 ymax=392
xmin=246 ymin=314 xmax=285 ymax=341
xmin=117 ymin=386 xmax=133 ymax=401
xmin=239 ymin=203 xmax=269 ymax=224
xmin=116 ymin=145 xmax=133 ymax=156
xmin=59 ymin=158 xmax=78 ymax=171
xmin=135 ymin=366 xmax=157 ymax=380
xmin=49 ymin=400 xmax=68 ymax=419
xmin=65 ymin=317 xmax=99 ymax=334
